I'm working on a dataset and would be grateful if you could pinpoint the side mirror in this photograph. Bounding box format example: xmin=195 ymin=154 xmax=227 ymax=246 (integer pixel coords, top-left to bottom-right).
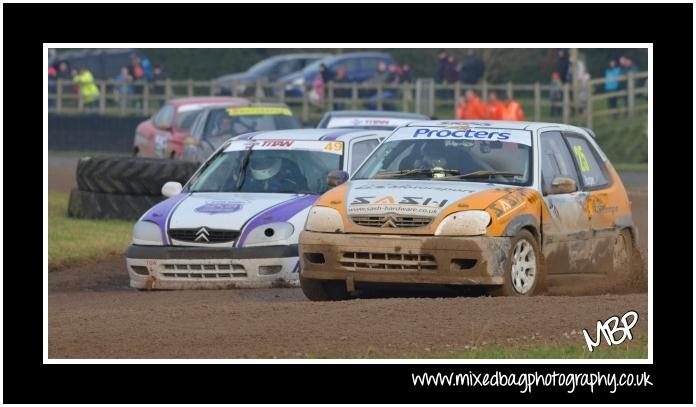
xmin=549 ymin=176 xmax=577 ymax=195
xmin=161 ymin=181 xmax=183 ymax=197
xmin=326 ymin=170 xmax=349 ymax=188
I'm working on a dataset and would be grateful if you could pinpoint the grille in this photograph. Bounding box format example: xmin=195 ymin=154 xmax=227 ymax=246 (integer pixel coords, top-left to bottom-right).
xmin=339 ymin=251 xmax=437 ymax=271
xmin=169 ymin=228 xmax=239 ymax=243
xmin=350 ymin=215 xmax=432 ymax=228
xmin=161 ymin=263 xmax=246 ymax=279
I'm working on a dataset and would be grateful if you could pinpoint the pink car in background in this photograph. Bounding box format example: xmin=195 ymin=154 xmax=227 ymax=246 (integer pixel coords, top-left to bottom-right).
xmin=133 ymin=97 xmax=250 ymax=159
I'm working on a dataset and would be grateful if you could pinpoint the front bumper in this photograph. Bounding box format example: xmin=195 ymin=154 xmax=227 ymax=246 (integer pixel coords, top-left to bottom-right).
xmin=299 ymin=232 xmax=510 ymax=287
xmin=126 ymin=244 xmax=300 ymax=289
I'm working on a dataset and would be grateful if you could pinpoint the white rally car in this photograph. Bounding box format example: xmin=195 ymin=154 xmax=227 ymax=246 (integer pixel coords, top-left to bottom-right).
xmin=126 ymin=128 xmax=388 ymax=289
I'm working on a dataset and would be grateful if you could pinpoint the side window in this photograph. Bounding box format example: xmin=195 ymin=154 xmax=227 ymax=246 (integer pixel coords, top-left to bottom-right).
xmin=360 ymin=58 xmax=381 ymax=73
xmin=564 ymin=134 xmax=609 ymax=188
xmin=540 ymin=131 xmax=579 ymax=195
xmin=153 ymin=104 xmax=175 ymax=129
xmin=350 ymin=138 xmax=380 ymax=173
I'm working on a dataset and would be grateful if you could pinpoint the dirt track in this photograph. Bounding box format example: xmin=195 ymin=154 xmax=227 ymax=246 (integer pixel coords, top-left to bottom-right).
xmin=48 ymin=193 xmax=649 ymax=359
xmin=48 ymin=154 xmax=649 ymax=358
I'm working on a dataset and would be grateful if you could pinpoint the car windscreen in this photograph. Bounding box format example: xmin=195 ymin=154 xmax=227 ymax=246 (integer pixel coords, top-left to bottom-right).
xmin=188 ymin=140 xmax=343 ymax=195
xmin=352 ymin=127 xmax=533 ymax=186
xmin=202 ymin=106 xmax=300 ymax=141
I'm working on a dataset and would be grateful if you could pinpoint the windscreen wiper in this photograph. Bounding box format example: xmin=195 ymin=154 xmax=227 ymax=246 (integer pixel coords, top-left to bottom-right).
xmin=235 ymin=145 xmax=254 ymax=190
xmin=437 ymin=170 xmax=522 ymax=180
xmin=374 ymin=168 xmax=460 ymax=179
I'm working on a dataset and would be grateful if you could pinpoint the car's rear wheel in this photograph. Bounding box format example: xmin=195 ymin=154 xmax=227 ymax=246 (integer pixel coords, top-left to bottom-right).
xmin=491 ymin=230 xmax=545 ymax=296
xmin=610 ymin=229 xmax=634 ymax=283
xmin=300 ymin=275 xmax=351 ymax=301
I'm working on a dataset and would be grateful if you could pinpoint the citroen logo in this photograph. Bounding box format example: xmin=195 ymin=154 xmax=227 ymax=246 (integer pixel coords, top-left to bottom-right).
xmin=381 ymin=214 xmax=398 ymax=228
xmin=195 ymin=227 xmax=210 ymax=242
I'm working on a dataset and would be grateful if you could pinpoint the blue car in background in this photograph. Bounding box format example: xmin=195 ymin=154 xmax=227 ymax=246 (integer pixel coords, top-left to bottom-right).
xmin=214 ymin=53 xmax=329 ymax=96
xmin=276 ymin=52 xmax=395 ymax=97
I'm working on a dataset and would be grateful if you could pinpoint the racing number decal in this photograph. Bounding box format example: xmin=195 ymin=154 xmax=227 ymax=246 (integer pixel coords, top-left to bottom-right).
xmin=324 ymin=142 xmax=343 ymax=152
xmin=573 ymin=145 xmax=591 ymax=173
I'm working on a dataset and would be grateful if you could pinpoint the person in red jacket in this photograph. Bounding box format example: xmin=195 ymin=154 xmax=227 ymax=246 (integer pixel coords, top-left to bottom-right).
xmin=463 ymin=90 xmax=487 ymax=119
xmin=502 ymin=98 xmax=526 ymax=121
xmin=485 ymin=92 xmax=505 ymax=120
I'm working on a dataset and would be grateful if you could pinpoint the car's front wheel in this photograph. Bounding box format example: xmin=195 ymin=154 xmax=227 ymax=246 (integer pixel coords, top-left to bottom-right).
xmin=492 ymin=230 xmax=545 ymax=296
xmin=300 ymin=275 xmax=351 ymax=301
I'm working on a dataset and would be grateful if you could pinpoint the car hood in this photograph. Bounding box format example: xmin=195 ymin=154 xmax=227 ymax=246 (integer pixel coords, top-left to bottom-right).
xmin=168 ymin=192 xmax=317 ymax=232
xmin=344 ymin=179 xmax=514 ymax=218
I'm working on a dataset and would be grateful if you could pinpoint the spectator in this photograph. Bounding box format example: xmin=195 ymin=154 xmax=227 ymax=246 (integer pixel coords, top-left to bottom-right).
xmin=130 ymin=54 xmax=145 ymax=81
xmin=549 ymin=71 xmax=564 ymax=117
xmin=385 ymin=64 xmax=401 ymax=84
xmin=400 ymin=64 xmax=413 ymax=83
xmin=502 ymin=98 xmax=525 ymax=121
xmin=152 ymin=65 xmax=167 ymax=82
xmin=115 ymin=66 xmax=134 ymax=108
xmin=374 ymin=61 xmax=388 ymax=83
xmin=56 ymin=61 xmax=72 ymax=81
xmin=444 ymin=55 xmax=459 ymax=84
xmin=152 ymin=65 xmax=168 ymax=107
xmin=48 ymin=66 xmax=57 ymax=108
xmin=462 ymin=90 xmax=487 ymax=119
xmin=556 ymin=49 xmax=570 ymax=83
xmin=619 ymin=56 xmax=640 ymax=108
xmin=309 ymin=71 xmax=325 ymax=107
xmin=319 ymin=63 xmax=330 ymax=85
xmin=455 ymin=96 xmax=467 ymax=119
xmin=140 ymin=56 xmax=154 ymax=81
xmin=578 ymin=73 xmax=591 ymax=114
xmin=485 ymin=92 xmax=505 ymax=120
xmin=604 ymin=59 xmax=621 ymax=114
xmin=72 ymin=67 xmax=100 ymax=108
xmin=434 ymin=51 xmax=448 ymax=83
xmin=333 ymin=66 xmax=350 ymax=110
xmin=459 ymin=50 xmax=485 ymax=84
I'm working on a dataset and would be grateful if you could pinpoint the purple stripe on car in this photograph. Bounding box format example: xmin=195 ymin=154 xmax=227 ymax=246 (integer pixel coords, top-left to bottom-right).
xmin=292 ymin=261 xmax=300 ymax=274
xmin=140 ymin=193 xmax=189 ymax=245
xmin=236 ymin=194 xmax=319 ymax=247
xmin=320 ymin=129 xmax=356 ymax=141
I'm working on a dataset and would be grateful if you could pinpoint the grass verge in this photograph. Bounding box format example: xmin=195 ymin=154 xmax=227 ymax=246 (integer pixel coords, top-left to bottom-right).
xmin=48 ymin=191 xmax=133 ymax=270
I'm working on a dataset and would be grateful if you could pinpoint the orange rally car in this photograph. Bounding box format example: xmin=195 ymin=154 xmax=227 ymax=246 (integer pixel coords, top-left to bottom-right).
xmin=298 ymin=120 xmax=637 ymax=299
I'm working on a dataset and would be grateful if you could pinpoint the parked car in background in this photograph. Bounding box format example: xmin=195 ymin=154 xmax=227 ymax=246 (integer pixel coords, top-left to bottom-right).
xmin=133 ymin=97 xmax=250 ymax=159
xmin=277 ymin=52 xmax=395 ymax=97
xmin=317 ymin=110 xmax=430 ymax=130
xmin=213 ymin=53 xmax=329 ymax=97
xmin=299 ymin=120 xmax=638 ymax=300
xmin=182 ymin=103 xmax=303 ymax=163
xmin=126 ymin=128 xmax=389 ymax=289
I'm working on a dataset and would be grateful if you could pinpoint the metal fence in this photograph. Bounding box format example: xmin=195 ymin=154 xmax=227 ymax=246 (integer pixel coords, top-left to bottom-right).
xmin=48 ymin=71 xmax=648 ymax=126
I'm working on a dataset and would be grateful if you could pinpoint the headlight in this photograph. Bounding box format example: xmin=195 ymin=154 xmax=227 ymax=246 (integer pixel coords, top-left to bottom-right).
xmin=434 ymin=210 xmax=491 ymax=236
xmin=305 ymin=206 xmax=344 ymax=233
xmin=133 ymin=221 xmax=163 ymax=245
xmin=244 ymin=222 xmax=295 ymax=246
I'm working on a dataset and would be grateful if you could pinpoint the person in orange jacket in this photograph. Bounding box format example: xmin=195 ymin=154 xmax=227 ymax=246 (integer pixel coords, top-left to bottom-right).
xmin=502 ymin=98 xmax=526 ymax=121
xmin=485 ymin=92 xmax=505 ymax=120
xmin=463 ymin=90 xmax=487 ymax=119
xmin=455 ymin=96 xmax=467 ymax=119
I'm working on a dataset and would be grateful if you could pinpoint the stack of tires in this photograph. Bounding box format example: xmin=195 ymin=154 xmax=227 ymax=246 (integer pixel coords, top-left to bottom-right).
xmin=68 ymin=156 xmax=199 ymax=220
